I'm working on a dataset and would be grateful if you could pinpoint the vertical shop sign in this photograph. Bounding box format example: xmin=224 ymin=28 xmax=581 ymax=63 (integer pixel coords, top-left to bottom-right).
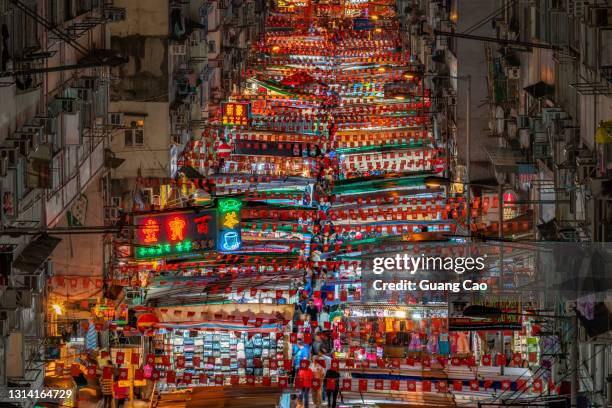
xmin=217 ymin=197 xmax=242 ymax=252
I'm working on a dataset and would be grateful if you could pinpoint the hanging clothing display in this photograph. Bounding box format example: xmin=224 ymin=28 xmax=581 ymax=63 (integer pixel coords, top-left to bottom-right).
xmin=438 ymin=332 xmax=451 ymax=355
xmin=408 ymin=333 xmax=421 ymax=352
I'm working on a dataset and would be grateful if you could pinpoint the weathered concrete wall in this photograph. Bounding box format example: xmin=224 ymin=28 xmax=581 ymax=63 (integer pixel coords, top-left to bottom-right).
xmin=110 ymin=36 xmax=169 ymax=102
xmin=110 ymin=0 xmax=169 ymax=37
xmin=50 ymin=180 xmax=104 ymax=300
xmin=108 ymin=100 xmax=170 ymax=179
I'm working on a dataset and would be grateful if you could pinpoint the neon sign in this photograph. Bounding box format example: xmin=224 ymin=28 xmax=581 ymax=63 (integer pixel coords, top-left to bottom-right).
xmin=142 ymin=219 xmax=160 ymax=244
xmin=222 ymin=102 xmax=251 ymax=126
xmin=134 ymin=210 xmax=217 ymax=259
xmin=218 ymin=198 xmax=242 ymax=252
xmin=167 ymin=216 xmax=187 ymax=241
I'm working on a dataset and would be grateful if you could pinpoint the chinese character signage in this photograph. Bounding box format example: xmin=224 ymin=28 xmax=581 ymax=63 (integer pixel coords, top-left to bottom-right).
xmin=217 ymin=198 xmax=242 ymax=252
xmin=222 ymin=102 xmax=251 ymax=126
xmin=353 ymin=18 xmax=374 ymax=30
xmin=134 ymin=210 xmax=218 ymax=259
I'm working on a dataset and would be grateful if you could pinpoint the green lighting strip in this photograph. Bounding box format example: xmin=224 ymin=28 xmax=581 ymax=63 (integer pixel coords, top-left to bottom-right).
xmin=332 ymin=174 xmax=432 ymax=195
xmin=136 ymin=240 xmax=202 ymax=259
xmin=241 ymin=221 xmax=313 ymax=234
xmin=336 ymin=140 xmax=426 ymax=154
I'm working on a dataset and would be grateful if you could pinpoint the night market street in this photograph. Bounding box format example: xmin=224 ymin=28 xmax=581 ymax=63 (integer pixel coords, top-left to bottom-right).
xmin=1 ymin=0 xmax=612 ymax=407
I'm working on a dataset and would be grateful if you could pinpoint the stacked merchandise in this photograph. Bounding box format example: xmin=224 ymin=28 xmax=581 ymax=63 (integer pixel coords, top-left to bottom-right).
xmin=153 ymin=330 xmax=286 ymax=389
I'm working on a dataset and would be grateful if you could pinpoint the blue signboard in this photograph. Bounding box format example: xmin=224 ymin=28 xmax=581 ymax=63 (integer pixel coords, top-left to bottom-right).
xmin=353 ymin=18 xmax=375 ymax=30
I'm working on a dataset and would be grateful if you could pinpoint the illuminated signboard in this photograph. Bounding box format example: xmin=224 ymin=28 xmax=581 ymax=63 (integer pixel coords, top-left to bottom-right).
xmin=503 ymin=191 xmax=518 ymax=220
xmin=353 ymin=18 xmax=374 ymax=30
xmin=217 ymin=198 xmax=243 ymax=252
xmin=222 ymin=102 xmax=251 ymax=126
xmin=134 ymin=210 xmax=218 ymax=259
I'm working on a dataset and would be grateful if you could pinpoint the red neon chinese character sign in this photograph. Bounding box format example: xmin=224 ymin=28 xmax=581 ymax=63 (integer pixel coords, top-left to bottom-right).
xmin=194 ymin=214 xmax=212 ymax=234
xmin=166 ymin=216 xmax=187 ymax=241
xmin=142 ymin=219 xmax=160 ymax=243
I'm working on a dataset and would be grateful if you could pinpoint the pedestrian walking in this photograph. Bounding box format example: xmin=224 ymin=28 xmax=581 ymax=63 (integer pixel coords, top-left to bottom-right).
xmin=100 ymin=375 xmax=113 ymax=408
xmin=113 ymin=375 xmax=128 ymax=408
xmin=324 ymin=365 xmax=340 ymax=408
xmin=312 ymin=358 xmax=325 ymax=408
xmin=296 ymin=360 xmax=313 ymax=408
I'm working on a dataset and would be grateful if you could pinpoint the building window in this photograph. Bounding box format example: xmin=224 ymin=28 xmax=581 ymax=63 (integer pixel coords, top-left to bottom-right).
xmin=124 ymin=129 xmax=144 ymax=147
xmin=208 ymin=41 xmax=216 ymax=54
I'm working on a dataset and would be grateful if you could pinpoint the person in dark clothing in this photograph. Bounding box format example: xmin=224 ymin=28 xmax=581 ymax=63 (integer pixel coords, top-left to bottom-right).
xmin=311 ymin=333 xmax=323 ymax=356
xmin=324 ymin=366 xmax=340 ymax=408
xmin=305 ymin=299 xmax=318 ymax=322
xmin=292 ymin=303 xmax=301 ymax=333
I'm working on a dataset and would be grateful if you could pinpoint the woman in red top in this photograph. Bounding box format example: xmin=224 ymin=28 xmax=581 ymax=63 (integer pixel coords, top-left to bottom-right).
xmin=113 ymin=375 xmax=129 ymax=408
xmin=296 ymin=360 xmax=313 ymax=408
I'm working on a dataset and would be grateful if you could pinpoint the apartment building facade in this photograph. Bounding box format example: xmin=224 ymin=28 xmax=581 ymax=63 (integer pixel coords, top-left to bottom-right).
xmin=106 ymin=0 xmax=265 ymax=212
xmin=399 ymin=1 xmax=612 ymax=405
xmin=0 ymin=0 xmax=127 ymax=395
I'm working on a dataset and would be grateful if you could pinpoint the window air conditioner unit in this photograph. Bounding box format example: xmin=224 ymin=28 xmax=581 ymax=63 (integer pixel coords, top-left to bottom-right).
xmin=506 ymin=67 xmax=520 ymax=79
xmin=21 ymin=125 xmax=44 ymax=140
xmin=171 ymin=44 xmax=186 ymax=55
xmin=24 ymin=275 xmax=44 ymax=294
